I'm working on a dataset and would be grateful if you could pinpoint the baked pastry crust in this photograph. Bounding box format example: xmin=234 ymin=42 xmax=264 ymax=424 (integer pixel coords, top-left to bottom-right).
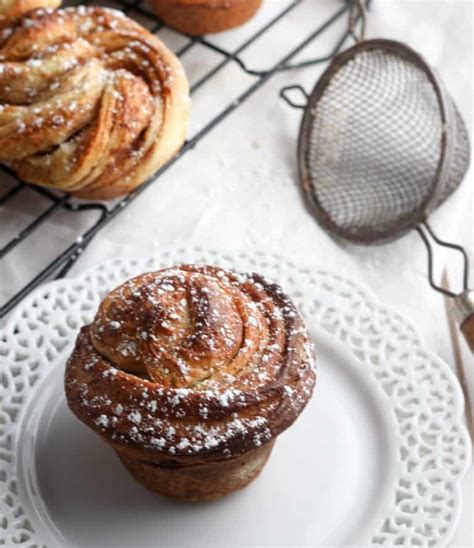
xmin=0 ymin=0 xmax=60 ymax=28
xmin=152 ymin=0 xmax=262 ymax=35
xmin=0 ymin=6 xmax=190 ymax=199
xmin=65 ymin=265 xmax=316 ymax=500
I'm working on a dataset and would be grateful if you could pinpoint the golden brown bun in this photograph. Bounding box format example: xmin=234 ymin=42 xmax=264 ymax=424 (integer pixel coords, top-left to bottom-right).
xmin=65 ymin=265 xmax=316 ymax=501
xmin=0 ymin=7 xmax=190 ymax=199
xmin=152 ymin=0 xmax=262 ymax=36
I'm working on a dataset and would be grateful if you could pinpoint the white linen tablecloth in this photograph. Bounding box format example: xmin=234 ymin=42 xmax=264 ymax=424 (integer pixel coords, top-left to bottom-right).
xmin=1 ymin=0 xmax=472 ymax=545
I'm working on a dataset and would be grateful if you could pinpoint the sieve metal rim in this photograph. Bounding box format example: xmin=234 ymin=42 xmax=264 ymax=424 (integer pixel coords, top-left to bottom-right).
xmin=297 ymin=38 xmax=455 ymax=245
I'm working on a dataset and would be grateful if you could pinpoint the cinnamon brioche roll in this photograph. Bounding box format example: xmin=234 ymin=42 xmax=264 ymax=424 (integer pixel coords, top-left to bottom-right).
xmin=65 ymin=264 xmax=316 ymax=501
xmin=0 ymin=6 xmax=190 ymax=199
xmin=152 ymin=0 xmax=262 ymax=36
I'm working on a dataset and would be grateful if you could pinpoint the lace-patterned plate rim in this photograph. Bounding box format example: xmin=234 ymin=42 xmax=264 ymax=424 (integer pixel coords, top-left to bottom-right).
xmin=0 ymin=247 xmax=471 ymax=547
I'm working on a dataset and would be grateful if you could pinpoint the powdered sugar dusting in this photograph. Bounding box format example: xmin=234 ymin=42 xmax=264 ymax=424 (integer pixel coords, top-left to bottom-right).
xmin=68 ymin=264 xmax=316 ymax=458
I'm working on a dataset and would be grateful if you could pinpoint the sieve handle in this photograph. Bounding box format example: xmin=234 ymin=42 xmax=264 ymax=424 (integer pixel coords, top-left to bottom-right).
xmin=279 ymin=85 xmax=308 ymax=110
xmin=417 ymin=222 xmax=473 ymax=352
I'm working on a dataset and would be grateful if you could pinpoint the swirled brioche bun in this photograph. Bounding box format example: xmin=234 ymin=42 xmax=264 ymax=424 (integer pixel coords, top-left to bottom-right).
xmin=65 ymin=264 xmax=316 ymax=501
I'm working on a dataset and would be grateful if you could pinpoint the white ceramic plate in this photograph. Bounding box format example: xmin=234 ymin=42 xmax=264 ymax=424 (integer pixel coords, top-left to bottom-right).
xmin=0 ymin=248 xmax=470 ymax=547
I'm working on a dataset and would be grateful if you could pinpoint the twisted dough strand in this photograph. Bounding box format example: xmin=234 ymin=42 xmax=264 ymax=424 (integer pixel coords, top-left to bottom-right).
xmin=0 ymin=6 xmax=190 ymax=199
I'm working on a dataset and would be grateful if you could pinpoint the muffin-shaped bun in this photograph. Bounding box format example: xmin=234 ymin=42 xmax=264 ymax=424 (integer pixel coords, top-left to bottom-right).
xmin=152 ymin=0 xmax=263 ymax=36
xmin=65 ymin=265 xmax=316 ymax=500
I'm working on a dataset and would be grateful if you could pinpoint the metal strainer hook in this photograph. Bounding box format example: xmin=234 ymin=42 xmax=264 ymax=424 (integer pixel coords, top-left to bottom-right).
xmin=416 ymin=222 xmax=469 ymax=298
xmin=415 ymin=222 xmax=473 ymax=351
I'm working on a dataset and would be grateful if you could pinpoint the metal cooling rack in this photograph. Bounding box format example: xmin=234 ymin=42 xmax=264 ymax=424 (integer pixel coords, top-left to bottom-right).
xmin=0 ymin=0 xmax=364 ymax=318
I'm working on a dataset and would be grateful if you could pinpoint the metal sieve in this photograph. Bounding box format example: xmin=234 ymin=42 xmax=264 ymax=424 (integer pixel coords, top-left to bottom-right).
xmin=281 ymin=0 xmax=473 ymax=349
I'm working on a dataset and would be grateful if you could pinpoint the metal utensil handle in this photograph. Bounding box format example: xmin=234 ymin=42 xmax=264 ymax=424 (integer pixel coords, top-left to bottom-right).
xmin=417 ymin=221 xmax=474 ymax=350
xmin=460 ymin=315 xmax=474 ymax=352
xmin=349 ymin=0 xmax=366 ymax=42
xmin=455 ymin=291 xmax=474 ymax=351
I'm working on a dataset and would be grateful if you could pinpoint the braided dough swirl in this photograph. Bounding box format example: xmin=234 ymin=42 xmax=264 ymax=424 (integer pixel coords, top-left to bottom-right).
xmin=0 ymin=6 xmax=189 ymax=199
xmin=65 ymin=265 xmax=316 ymax=459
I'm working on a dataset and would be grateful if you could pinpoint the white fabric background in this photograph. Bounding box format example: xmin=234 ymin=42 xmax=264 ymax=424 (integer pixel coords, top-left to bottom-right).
xmin=0 ymin=0 xmax=472 ymax=545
